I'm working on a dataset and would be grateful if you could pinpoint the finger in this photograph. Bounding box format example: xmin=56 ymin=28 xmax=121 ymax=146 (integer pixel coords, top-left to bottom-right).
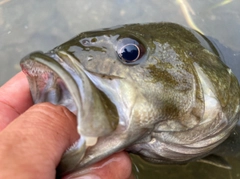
xmin=64 ymin=152 xmax=132 ymax=179
xmin=0 ymin=72 xmax=33 ymax=130
xmin=0 ymin=103 xmax=79 ymax=179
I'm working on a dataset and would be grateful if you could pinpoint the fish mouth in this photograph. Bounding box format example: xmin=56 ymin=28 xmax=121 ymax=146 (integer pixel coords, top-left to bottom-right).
xmin=20 ymin=51 xmax=78 ymax=115
xmin=20 ymin=51 xmax=119 ymax=173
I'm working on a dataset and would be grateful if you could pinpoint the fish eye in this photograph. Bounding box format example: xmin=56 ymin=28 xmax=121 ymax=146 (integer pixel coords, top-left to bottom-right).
xmin=118 ymin=44 xmax=140 ymax=62
xmin=117 ymin=38 xmax=145 ymax=63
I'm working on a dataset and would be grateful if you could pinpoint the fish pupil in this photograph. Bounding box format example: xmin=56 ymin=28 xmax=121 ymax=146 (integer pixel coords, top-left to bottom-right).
xmin=119 ymin=44 xmax=140 ymax=62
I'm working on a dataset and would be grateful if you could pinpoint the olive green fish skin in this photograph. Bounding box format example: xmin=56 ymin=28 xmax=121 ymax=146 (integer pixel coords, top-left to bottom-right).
xmin=20 ymin=23 xmax=240 ymax=175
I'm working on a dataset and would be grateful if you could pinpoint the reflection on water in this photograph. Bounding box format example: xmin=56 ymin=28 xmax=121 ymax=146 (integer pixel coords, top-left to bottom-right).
xmin=0 ymin=0 xmax=240 ymax=179
xmin=131 ymin=154 xmax=239 ymax=179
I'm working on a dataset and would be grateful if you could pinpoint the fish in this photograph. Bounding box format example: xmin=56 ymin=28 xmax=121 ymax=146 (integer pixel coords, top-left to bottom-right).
xmin=20 ymin=22 xmax=240 ymax=176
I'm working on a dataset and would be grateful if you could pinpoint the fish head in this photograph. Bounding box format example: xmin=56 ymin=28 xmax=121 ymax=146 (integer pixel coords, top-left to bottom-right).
xmin=20 ymin=23 xmax=240 ymax=176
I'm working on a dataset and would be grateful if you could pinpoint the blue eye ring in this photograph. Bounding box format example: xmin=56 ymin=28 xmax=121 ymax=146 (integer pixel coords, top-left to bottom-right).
xmin=118 ymin=43 xmax=140 ymax=62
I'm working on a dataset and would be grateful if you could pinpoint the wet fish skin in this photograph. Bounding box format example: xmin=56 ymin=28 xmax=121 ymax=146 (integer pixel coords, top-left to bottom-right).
xmin=20 ymin=23 xmax=240 ymax=175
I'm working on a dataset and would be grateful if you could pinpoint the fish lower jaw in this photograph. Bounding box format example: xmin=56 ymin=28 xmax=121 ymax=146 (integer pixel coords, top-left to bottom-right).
xmin=61 ymin=135 xmax=98 ymax=172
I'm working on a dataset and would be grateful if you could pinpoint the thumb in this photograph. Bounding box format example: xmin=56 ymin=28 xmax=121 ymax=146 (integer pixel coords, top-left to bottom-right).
xmin=0 ymin=103 xmax=79 ymax=179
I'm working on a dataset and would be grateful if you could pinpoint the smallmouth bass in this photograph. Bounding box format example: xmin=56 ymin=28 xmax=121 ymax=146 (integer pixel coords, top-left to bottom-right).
xmin=20 ymin=22 xmax=240 ymax=176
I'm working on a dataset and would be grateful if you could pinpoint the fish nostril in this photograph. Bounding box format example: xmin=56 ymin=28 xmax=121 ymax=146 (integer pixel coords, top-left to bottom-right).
xmin=81 ymin=39 xmax=90 ymax=45
xmin=91 ymin=37 xmax=97 ymax=43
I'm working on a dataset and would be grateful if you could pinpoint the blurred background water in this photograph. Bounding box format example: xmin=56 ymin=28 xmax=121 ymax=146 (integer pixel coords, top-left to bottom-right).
xmin=0 ymin=0 xmax=240 ymax=178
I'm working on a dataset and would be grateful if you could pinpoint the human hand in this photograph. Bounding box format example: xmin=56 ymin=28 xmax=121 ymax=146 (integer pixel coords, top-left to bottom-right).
xmin=0 ymin=72 xmax=132 ymax=179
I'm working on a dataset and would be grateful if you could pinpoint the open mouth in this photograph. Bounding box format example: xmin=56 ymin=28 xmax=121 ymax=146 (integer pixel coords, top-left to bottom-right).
xmin=20 ymin=51 xmax=78 ymax=115
xmin=20 ymin=51 xmax=119 ymax=140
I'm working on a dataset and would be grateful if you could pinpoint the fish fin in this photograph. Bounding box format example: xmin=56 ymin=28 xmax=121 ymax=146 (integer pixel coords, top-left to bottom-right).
xmin=197 ymin=154 xmax=231 ymax=169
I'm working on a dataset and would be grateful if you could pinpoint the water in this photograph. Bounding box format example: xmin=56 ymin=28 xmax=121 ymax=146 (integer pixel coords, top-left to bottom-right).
xmin=1 ymin=0 xmax=240 ymax=178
